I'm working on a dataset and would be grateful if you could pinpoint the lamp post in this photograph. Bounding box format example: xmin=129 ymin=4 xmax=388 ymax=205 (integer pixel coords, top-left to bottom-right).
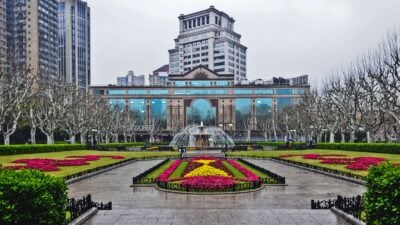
xmin=91 ymin=129 xmax=98 ymax=148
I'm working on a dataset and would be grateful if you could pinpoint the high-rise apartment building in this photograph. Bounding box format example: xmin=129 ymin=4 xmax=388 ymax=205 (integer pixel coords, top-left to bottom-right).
xmin=0 ymin=0 xmax=6 ymax=71
xmin=117 ymin=71 xmax=145 ymax=86
xmin=169 ymin=6 xmax=247 ymax=82
xmin=149 ymin=64 xmax=169 ymax=86
xmin=6 ymin=0 xmax=59 ymax=79
xmin=58 ymin=0 xmax=91 ymax=89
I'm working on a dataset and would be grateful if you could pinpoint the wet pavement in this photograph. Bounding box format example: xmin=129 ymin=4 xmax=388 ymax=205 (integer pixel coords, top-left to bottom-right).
xmin=67 ymin=159 xmax=365 ymax=225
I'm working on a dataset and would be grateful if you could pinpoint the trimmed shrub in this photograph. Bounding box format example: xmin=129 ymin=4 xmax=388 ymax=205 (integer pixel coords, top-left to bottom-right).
xmin=364 ymin=163 xmax=400 ymax=225
xmin=0 ymin=170 xmax=67 ymax=225
xmin=316 ymin=143 xmax=400 ymax=154
xmin=0 ymin=144 xmax=86 ymax=155
xmin=96 ymin=142 xmax=145 ymax=149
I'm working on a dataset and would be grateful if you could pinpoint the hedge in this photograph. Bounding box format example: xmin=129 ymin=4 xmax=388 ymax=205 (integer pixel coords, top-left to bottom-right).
xmin=96 ymin=142 xmax=145 ymax=148
xmin=364 ymin=163 xmax=400 ymax=225
xmin=316 ymin=143 xmax=400 ymax=154
xmin=0 ymin=170 xmax=67 ymax=225
xmin=0 ymin=144 xmax=86 ymax=155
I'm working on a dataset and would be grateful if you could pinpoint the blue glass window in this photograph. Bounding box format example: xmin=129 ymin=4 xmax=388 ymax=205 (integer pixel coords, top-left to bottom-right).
xmin=215 ymin=80 xmax=229 ymax=86
xmin=256 ymin=98 xmax=273 ymax=119
xmin=174 ymin=81 xmax=186 ymax=87
xmin=187 ymin=99 xmax=216 ymax=126
xmin=128 ymin=90 xmax=147 ymax=95
xmin=234 ymin=89 xmax=252 ymax=94
xmin=108 ymin=90 xmax=126 ymax=95
xmin=191 ymin=81 xmax=211 ymax=87
xmin=278 ymin=98 xmax=292 ymax=109
xmin=150 ymin=90 xmax=168 ymax=95
xmin=276 ymin=89 xmax=292 ymax=95
xmin=235 ymin=98 xmax=252 ymax=130
xmin=129 ymin=99 xmax=146 ymax=124
xmin=174 ymin=89 xmax=228 ymax=95
xmin=109 ymin=99 xmax=125 ymax=110
xmin=255 ymin=89 xmax=274 ymax=95
xmin=292 ymin=89 xmax=305 ymax=94
xmin=150 ymin=99 xmax=167 ymax=128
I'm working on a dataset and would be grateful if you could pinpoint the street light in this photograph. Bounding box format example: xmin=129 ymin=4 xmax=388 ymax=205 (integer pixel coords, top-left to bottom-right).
xmin=322 ymin=129 xmax=328 ymax=143
xmin=91 ymin=129 xmax=98 ymax=148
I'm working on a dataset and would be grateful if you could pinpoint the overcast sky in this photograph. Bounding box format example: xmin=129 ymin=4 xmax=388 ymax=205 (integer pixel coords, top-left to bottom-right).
xmin=85 ymin=0 xmax=400 ymax=85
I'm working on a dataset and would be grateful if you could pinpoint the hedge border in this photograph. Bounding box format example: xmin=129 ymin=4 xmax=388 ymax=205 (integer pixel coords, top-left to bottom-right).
xmin=316 ymin=143 xmax=400 ymax=154
xmin=0 ymin=144 xmax=86 ymax=155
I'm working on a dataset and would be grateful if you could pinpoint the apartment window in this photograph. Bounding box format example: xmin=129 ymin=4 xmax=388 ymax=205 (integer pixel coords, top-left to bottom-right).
xmin=206 ymin=16 xmax=209 ymax=24
xmin=202 ymin=17 xmax=205 ymax=25
xmin=197 ymin=18 xmax=200 ymax=26
xmin=189 ymin=21 xmax=191 ymax=28
xmin=215 ymin=16 xmax=218 ymax=24
xmin=193 ymin=19 xmax=196 ymax=27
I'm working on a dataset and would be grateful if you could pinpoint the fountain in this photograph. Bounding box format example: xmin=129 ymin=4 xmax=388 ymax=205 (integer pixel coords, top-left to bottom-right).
xmin=169 ymin=121 xmax=235 ymax=148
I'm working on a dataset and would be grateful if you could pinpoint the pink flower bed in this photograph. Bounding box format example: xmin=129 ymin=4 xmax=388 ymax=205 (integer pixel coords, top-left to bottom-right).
xmin=279 ymin=153 xmax=387 ymax=171
xmin=227 ymin=160 xmax=260 ymax=182
xmin=180 ymin=176 xmax=235 ymax=190
xmin=156 ymin=160 xmax=182 ymax=182
xmin=4 ymin=155 xmax=125 ymax=172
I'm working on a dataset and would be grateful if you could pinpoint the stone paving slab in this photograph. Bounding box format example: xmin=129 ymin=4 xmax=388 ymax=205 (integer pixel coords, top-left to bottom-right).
xmin=67 ymin=159 xmax=366 ymax=225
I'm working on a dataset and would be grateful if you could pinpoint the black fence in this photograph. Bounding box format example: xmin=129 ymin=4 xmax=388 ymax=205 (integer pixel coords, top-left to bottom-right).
xmin=156 ymin=180 xmax=263 ymax=192
xmin=67 ymin=194 xmax=112 ymax=222
xmin=236 ymin=158 xmax=286 ymax=184
xmin=311 ymin=195 xmax=364 ymax=220
xmin=132 ymin=159 xmax=170 ymax=184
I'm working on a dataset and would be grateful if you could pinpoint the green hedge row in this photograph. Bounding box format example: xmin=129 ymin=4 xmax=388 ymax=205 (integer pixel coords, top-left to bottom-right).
xmin=364 ymin=163 xmax=400 ymax=225
xmin=96 ymin=142 xmax=145 ymax=148
xmin=0 ymin=170 xmax=67 ymax=225
xmin=0 ymin=144 xmax=86 ymax=155
xmin=316 ymin=143 xmax=400 ymax=154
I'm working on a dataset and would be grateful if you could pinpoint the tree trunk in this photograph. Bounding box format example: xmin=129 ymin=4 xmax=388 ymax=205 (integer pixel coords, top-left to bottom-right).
xmin=341 ymin=132 xmax=345 ymax=143
xmin=367 ymin=131 xmax=371 ymax=143
xmin=81 ymin=134 xmax=87 ymax=145
xmin=329 ymin=131 xmax=335 ymax=143
xmin=30 ymin=128 xmax=36 ymax=144
xmin=105 ymin=133 xmax=109 ymax=144
xmin=350 ymin=131 xmax=355 ymax=143
xmin=47 ymin=133 xmax=54 ymax=145
xmin=124 ymin=134 xmax=127 ymax=143
xmin=246 ymin=129 xmax=251 ymax=141
xmin=4 ymin=134 xmax=10 ymax=145
xmin=114 ymin=134 xmax=119 ymax=143
xmin=70 ymin=135 xmax=76 ymax=144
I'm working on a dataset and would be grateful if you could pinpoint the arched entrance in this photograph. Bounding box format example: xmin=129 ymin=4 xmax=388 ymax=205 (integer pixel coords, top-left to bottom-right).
xmin=186 ymin=99 xmax=216 ymax=126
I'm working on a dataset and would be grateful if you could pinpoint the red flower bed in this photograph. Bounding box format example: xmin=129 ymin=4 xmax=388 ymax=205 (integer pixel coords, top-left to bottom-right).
xmin=5 ymin=155 xmax=125 ymax=172
xmin=346 ymin=157 xmax=386 ymax=171
xmin=156 ymin=160 xmax=182 ymax=182
xmin=320 ymin=158 xmax=354 ymax=165
xmin=227 ymin=160 xmax=260 ymax=182
xmin=180 ymin=176 xmax=235 ymax=190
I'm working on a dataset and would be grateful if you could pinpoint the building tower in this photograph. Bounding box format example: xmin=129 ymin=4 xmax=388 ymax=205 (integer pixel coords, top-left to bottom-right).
xmin=169 ymin=6 xmax=247 ymax=82
xmin=6 ymin=0 xmax=59 ymax=79
xmin=149 ymin=64 xmax=169 ymax=86
xmin=58 ymin=0 xmax=91 ymax=89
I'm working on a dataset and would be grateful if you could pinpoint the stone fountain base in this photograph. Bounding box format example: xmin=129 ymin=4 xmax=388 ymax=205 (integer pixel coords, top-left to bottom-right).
xmin=181 ymin=150 xmax=225 ymax=158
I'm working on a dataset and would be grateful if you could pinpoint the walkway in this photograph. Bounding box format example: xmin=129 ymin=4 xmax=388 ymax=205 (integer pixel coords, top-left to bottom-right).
xmin=67 ymin=159 xmax=365 ymax=225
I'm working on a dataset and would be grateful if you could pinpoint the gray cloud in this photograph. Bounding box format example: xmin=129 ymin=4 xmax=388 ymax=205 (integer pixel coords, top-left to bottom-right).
xmin=85 ymin=0 xmax=400 ymax=85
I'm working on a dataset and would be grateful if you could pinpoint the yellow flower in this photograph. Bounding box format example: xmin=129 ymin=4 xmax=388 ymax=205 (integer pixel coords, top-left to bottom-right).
xmin=184 ymin=165 xmax=230 ymax=178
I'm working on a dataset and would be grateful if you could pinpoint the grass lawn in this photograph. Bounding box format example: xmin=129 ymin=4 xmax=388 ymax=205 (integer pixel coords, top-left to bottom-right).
xmin=145 ymin=160 xmax=174 ymax=178
xmin=0 ymin=150 xmax=179 ymax=178
xmin=222 ymin=161 xmax=246 ymax=178
xmin=227 ymin=149 xmax=400 ymax=176
xmin=169 ymin=161 xmax=188 ymax=179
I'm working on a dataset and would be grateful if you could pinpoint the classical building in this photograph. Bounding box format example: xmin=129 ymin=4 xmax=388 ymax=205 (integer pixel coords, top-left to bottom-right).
xmin=90 ymin=66 xmax=309 ymax=138
xmin=58 ymin=0 xmax=91 ymax=89
xmin=117 ymin=71 xmax=145 ymax=86
xmin=169 ymin=6 xmax=247 ymax=82
xmin=6 ymin=0 xmax=59 ymax=79
xmin=0 ymin=0 xmax=5 ymax=72
xmin=149 ymin=64 xmax=169 ymax=86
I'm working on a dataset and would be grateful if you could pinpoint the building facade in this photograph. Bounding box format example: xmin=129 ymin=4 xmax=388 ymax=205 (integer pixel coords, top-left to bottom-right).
xmin=117 ymin=71 xmax=145 ymax=86
xmin=6 ymin=0 xmax=59 ymax=79
xmin=0 ymin=0 xmax=5 ymax=71
xmin=149 ymin=64 xmax=169 ymax=86
xmin=91 ymin=66 xmax=309 ymax=138
xmin=169 ymin=6 xmax=247 ymax=82
xmin=58 ymin=0 xmax=91 ymax=89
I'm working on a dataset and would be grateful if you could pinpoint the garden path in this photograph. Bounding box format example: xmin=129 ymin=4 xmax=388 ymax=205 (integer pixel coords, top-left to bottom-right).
xmin=67 ymin=159 xmax=365 ymax=225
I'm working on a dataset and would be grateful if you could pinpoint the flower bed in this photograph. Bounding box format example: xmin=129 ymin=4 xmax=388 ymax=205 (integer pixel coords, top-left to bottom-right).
xmin=135 ymin=157 xmax=283 ymax=192
xmin=279 ymin=153 xmax=387 ymax=171
xmin=4 ymin=155 xmax=125 ymax=172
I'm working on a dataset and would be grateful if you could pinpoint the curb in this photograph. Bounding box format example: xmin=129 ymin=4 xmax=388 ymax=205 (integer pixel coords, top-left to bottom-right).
xmin=331 ymin=207 xmax=366 ymax=225
xmin=246 ymin=158 xmax=366 ymax=186
xmin=68 ymin=207 xmax=98 ymax=225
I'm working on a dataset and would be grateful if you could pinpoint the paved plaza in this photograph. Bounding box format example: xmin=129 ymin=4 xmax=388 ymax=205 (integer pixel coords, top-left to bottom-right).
xmin=68 ymin=159 xmax=365 ymax=225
